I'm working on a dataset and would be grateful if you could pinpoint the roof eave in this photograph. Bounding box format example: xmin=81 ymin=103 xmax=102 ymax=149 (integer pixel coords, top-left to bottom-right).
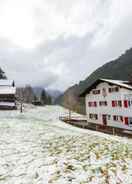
xmin=79 ymin=78 xmax=132 ymax=97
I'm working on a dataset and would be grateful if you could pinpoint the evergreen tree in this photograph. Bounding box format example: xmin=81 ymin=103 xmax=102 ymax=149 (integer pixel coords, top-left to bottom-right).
xmin=40 ymin=89 xmax=47 ymax=105
xmin=47 ymin=95 xmax=52 ymax=105
xmin=0 ymin=67 xmax=6 ymax=79
xmin=33 ymin=95 xmax=38 ymax=102
xmin=24 ymin=85 xmax=34 ymax=103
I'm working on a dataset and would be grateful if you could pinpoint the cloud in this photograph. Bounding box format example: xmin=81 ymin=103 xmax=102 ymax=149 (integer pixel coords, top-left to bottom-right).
xmin=0 ymin=39 xmax=59 ymax=87
xmin=33 ymin=0 xmax=110 ymax=42
xmin=0 ymin=0 xmax=132 ymax=90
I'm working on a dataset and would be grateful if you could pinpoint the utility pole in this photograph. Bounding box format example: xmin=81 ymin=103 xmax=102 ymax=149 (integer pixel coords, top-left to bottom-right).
xmin=69 ymin=109 xmax=71 ymax=120
xmin=16 ymin=89 xmax=24 ymax=113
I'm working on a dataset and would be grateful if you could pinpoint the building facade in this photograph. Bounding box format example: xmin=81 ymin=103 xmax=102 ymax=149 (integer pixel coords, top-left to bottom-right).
xmin=0 ymin=80 xmax=16 ymax=110
xmin=80 ymin=79 xmax=132 ymax=131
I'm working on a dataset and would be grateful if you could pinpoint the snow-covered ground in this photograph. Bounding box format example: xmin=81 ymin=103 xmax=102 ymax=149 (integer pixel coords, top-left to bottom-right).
xmin=0 ymin=105 xmax=132 ymax=184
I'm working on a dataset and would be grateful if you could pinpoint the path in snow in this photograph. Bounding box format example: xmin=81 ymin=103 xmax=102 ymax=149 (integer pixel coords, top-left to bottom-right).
xmin=0 ymin=105 xmax=132 ymax=184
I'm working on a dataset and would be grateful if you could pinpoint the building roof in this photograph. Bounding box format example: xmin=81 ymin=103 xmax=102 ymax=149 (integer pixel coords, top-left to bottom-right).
xmin=0 ymin=80 xmax=16 ymax=95
xmin=0 ymin=86 xmax=16 ymax=95
xmin=0 ymin=80 xmax=14 ymax=86
xmin=80 ymin=78 xmax=132 ymax=97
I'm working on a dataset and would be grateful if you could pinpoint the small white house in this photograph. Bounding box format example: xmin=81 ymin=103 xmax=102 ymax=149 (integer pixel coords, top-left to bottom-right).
xmin=80 ymin=79 xmax=132 ymax=131
xmin=0 ymin=80 xmax=16 ymax=110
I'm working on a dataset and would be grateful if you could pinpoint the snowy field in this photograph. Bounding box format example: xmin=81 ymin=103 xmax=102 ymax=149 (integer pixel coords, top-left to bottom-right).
xmin=0 ymin=105 xmax=132 ymax=184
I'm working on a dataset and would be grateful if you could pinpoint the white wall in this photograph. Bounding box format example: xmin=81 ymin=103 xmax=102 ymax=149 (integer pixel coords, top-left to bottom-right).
xmin=85 ymin=82 xmax=132 ymax=130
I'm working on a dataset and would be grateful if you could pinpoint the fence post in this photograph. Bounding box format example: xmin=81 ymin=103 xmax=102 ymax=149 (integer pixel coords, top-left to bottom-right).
xmin=112 ymin=128 xmax=115 ymax=135
xmin=20 ymin=100 xmax=23 ymax=113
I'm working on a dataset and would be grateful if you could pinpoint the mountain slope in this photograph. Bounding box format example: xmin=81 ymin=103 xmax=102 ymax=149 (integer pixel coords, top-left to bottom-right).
xmin=56 ymin=48 xmax=132 ymax=114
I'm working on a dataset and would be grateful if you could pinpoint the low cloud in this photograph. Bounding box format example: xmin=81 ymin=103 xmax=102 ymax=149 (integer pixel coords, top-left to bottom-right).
xmin=0 ymin=0 xmax=132 ymax=90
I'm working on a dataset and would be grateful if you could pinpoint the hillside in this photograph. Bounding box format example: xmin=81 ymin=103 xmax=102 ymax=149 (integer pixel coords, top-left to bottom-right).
xmin=56 ymin=48 xmax=132 ymax=114
xmin=46 ymin=89 xmax=62 ymax=103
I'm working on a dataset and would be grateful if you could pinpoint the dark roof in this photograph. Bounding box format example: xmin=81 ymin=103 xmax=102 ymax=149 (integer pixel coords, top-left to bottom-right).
xmin=79 ymin=78 xmax=132 ymax=97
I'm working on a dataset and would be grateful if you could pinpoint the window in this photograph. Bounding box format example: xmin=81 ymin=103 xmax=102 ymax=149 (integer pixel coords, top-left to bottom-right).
xmin=107 ymin=115 xmax=111 ymax=120
xmin=109 ymin=88 xmax=112 ymax=93
xmin=128 ymin=101 xmax=131 ymax=107
xmin=93 ymin=90 xmax=100 ymax=95
xmin=112 ymin=101 xmax=116 ymax=107
xmin=118 ymin=101 xmax=122 ymax=107
xmin=115 ymin=87 xmax=119 ymax=92
xmin=120 ymin=116 xmax=123 ymax=122
xmin=113 ymin=115 xmax=124 ymax=122
xmin=128 ymin=101 xmax=132 ymax=107
xmin=113 ymin=115 xmax=118 ymax=121
xmin=99 ymin=101 xmax=107 ymax=106
xmin=95 ymin=114 xmax=98 ymax=120
xmin=88 ymin=102 xmax=91 ymax=107
xmin=112 ymin=100 xmax=122 ymax=107
xmin=94 ymin=102 xmax=97 ymax=107
xmin=89 ymin=114 xmax=98 ymax=120
xmin=124 ymin=100 xmax=128 ymax=108
xmin=89 ymin=114 xmax=92 ymax=119
xmin=88 ymin=101 xmax=97 ymax=107
xmin=128 ymin=117 xmax=132 ymax=126
xmin=109 ymin=87 xmax=119 ymax=93
xmin=123 ymin=100 xmax=132 ymax=108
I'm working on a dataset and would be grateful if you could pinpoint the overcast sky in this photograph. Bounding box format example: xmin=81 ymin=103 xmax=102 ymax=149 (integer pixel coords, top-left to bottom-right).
xmin=0 ymin=0 xmax=132 ymax=90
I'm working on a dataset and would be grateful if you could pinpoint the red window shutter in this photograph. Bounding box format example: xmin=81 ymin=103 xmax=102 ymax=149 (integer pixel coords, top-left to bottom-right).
xmin=124 ymin=117 xmax=128 ymax=125
xmin=94 ymin=102 xmax=97 ymax=107
xmin=112 ymin=101 xmax=115 ymax=107
xmin=124 ymin=100 xmax=128 ymax=108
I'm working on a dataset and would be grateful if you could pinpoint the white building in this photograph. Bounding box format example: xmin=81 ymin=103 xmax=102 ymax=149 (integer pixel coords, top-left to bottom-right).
xmin=80 ymin=79 xmax=132 ymax=131
xmin=0 ymin=80 xmax=16 ymax=110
